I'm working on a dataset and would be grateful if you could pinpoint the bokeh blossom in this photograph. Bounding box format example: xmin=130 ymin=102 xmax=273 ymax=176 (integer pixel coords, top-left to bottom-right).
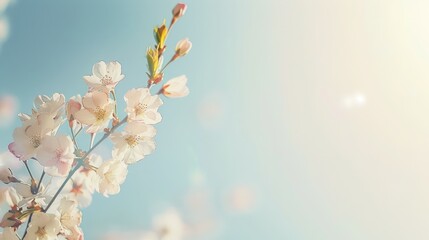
xmin=0 ymin=95 xmax=16 ymax=127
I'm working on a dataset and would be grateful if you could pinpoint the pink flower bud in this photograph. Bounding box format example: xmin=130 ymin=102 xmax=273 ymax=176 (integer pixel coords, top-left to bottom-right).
xmin=172 ymin=3 xmax=187 ymax=19
xmin=66 ymin=96 xmax=82 ymax=128
xmin=175 ymin=38 xmax=192 ymax=57
xmin=66 ymin=97 xmax=82 ymax=119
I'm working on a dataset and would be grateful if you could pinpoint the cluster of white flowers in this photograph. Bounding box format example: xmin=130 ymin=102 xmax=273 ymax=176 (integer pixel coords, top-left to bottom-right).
xmin=0 ymin=3 xmax=191 ymax=239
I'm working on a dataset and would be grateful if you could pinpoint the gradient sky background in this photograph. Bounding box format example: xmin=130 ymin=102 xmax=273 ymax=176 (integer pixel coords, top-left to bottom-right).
xmin=2 ymin=0 xmax=429 ymax=239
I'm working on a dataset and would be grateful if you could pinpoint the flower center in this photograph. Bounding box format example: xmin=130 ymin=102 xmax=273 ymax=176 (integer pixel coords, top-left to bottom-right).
xmin=101 ymin=75 xmax=113 ymax=85
xmin=95 ymin=107 xmax=107 ymax=122
xmin=55 ymin=149 xmax=64 ymax=161
xmin=30 ymin=135 xmax=41 ymax=148
xmin=36 ymin=226 xmax=47 ymax=237
xmin=125 ymin=135 xmax=140 ymax=147
xmin=135 ymin=103 xmax=147 ymax=115
xmin=71 ymin=182 xmax=84 ymax=196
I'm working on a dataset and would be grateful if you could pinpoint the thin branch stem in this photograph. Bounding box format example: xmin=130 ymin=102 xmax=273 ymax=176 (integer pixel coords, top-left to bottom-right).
xmin=70 ymin=126 xmax=80 ymax=150
xmin=23 ymin=161 xmax=34 ymax=181
xmin=21 ymin=206 xmax=33 ymax=239
xmin=22 ymin=170 xmax=46 ymax=239
xmin=160 ymin=57 xmax=175 ymax=73
xmin=37 ymin=171 xmax=45 ymax=192
xmin=111 ymin=91 xmax=118 ymax=118
xmin=75 ymin=126 xmax=83 ymax=137
xmin=43 ymin=162 xmax=82 ymax=213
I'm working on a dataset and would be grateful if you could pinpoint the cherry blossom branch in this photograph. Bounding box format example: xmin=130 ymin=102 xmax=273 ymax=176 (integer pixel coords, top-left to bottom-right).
xmin=1 ymin=4 xmax=191 ymax=238
xmin=43 ymin=116 xmax=128 ymax=213
xmin=43 ymin=161 xmax=82 ymax=213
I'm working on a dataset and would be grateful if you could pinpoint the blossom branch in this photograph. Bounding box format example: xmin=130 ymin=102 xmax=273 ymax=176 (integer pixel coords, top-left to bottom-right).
xmin=1 ymin=3 xmax=191 ymax=239
xmin=43 ymin=161 xmax=82 ymax=213
xmin=43 ymin=116 xmax=128 ymax=213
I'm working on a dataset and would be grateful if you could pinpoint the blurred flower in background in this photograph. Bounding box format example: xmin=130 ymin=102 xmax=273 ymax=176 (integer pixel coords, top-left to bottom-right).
xmin=0 ymin=17 xmax=8 ymax=42
xmin=0 ymin=0 xmax=11 ymax=46
xmin=224 ymin=185 xmax=256 ymax=214
xmin=197 ymin=92 xmax=226 ymax=130
xmin=0 ymin=95 xmax=17 ymax=127
xmin=99 ymin=177 xmax=258 ymax=240
xmin=342 ymin=92 xmax=367 ymax=109
xmin=101 ymin=209 xmax=186 ymax=240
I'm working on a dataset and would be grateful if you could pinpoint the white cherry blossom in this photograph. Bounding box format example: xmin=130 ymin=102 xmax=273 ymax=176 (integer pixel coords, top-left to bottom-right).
xmin=45 ymin=154 xmax=101 ymax=208
xmin=96 ymin=159 xmax=128 ymax=197
xmin=124 ymin=88 xmax=163 ymax=124
xmin=3 ymin=187 xmax=21 ymax=207
xmin=33 ymin=93 xmax=65 ymax=120
xmin=36 ymin=135 xmax=76 ymax=177
xmin=56 ymin=198 xmax=82 ymax=238
xmin=24 ymin=212 xmax=61 ymax=240
xmin=74 ymin=91 xmax=115 ymax=133
xmin=47 ymin=177 xmax=91 ymax=209
xmin=79 ymin=154 xmax=102 ymax=192
xmin=12 ymin=181 xmax=50 ymax=207
xmin=160 ymin=75 xmax=189 ymax=98
xmin=9 ymin=92 xmax=66 ymax=161
xmin=83 ymin=61 xmax=124 ymax=93
xmin=111 ymin=122 xmax=156 ymax=164
xmin=10 ymin=114 xmax=61 ymax=160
